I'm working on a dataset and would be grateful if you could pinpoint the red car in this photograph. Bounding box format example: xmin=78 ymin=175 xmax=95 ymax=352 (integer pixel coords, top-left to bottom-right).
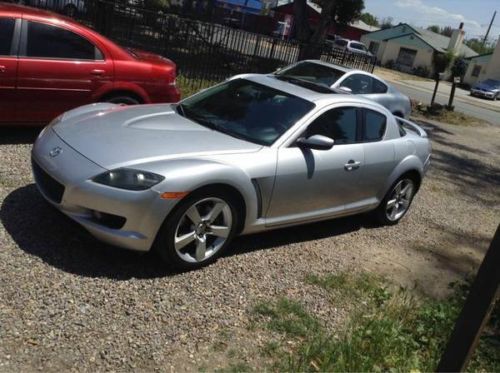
xmin=0 ymin=3 xmax=180 ymax=125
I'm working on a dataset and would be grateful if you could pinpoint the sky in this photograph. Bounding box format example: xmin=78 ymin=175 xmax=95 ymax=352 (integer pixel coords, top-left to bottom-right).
xmin=363 ymin=0 xmax=500 ymax=42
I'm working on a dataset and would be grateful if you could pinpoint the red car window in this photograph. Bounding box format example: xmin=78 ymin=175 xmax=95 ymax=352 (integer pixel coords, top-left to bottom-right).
xmin=25 ymin=21 xmax=98 ymax=60
xmin=0 ymin=18 xmax=15 ymax=55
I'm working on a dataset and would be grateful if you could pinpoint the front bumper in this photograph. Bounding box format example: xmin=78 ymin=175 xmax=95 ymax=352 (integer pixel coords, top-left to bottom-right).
xmin=32 ymin=129 xmax=177 ymax=252
xmin=471 ymin=89 xmax=496 ymax=99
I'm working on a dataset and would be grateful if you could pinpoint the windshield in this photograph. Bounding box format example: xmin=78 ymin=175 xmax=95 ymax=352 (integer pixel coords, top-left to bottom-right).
xmin=275 ymin=61 xmax=345 ymax=88
xmin=481 ymin=79 xmax=500 ymax=88
xmin=178 ymin=79 xmax=315 ymax=146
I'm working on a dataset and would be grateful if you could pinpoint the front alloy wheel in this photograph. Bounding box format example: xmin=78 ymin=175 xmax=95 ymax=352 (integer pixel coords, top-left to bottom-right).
xmin=155 ymin=190 xmax=238 ymax=270
xmin=174 ymin=198 xmax=232 ymax=263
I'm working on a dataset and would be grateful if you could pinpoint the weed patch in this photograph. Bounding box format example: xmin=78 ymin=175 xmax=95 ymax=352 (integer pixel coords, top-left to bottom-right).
xmin=254 ymin=273 xmax=499 ymax=371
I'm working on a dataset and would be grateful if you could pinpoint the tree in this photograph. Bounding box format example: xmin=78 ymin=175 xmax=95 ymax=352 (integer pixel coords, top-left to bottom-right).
xmin=441 ymin=26 xmax=453 ymax=37
xmin=360 ymin=12 xmax=379 ymax=27
xmin=450 ymin=57 xmax=467 ymax=78
xmin=294 ymin=0 xmax=365 ymax=60
xmin=427 ymin=25 xmax=440 ymax=34
xmin=465 ymin=38 xmax=495 ymax=54
xmin=380 ymin=17 xmax=393 ymax=29
xmin=427 ymin=25 xmax=453 ymax=37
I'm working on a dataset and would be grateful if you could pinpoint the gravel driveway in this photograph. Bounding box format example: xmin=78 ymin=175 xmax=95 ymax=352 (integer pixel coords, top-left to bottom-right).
xmin=0 ymin=120 xmax=499 ymax=371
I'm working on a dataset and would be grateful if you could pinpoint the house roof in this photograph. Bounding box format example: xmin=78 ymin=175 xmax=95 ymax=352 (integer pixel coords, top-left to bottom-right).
xmin=415 ymin=27 xmax=477 ymax=57
xmin=465 ymin=52 xmax=493 ymax=60
xmin=365 ymin=23 xmax=477 ymax=57
xmin=351 ymin=19 xmax=380 ymax=32
xmin=273 ymin=1 xmax=380 ymax=32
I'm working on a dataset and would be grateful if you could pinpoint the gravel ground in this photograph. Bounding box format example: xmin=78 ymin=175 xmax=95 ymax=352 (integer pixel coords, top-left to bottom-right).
xmin=0 ymin=120 xmax=499 ymax=371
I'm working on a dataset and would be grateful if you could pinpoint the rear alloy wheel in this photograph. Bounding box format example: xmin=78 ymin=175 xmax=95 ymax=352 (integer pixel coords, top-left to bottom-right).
xmin=156 ymin=192 xmax=238 ymax=270
xmin=375 ymin=177 xmax=416 ymax=225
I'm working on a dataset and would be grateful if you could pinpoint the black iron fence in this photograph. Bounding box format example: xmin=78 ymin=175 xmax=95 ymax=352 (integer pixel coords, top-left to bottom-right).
xmin=22 ymin=0 xmax=376 ymax=91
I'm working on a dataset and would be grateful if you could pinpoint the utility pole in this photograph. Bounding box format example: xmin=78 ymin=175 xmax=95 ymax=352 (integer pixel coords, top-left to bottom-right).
xmin=482 ymin=11 xmax=497 ymax=47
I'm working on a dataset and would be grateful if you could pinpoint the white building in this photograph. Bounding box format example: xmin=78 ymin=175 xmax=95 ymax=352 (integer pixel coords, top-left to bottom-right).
xmin=463 ymin=37 xmax=500 ymax=86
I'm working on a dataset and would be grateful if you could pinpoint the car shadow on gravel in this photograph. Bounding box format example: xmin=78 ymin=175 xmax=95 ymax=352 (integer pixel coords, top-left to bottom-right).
xmin=0 ymin=128 xmax=41 ymax=145
xmin=229 ymin=214 xmax=369 ymax=256
xmin=1 ymin=184 xmax=371 ymax=279
xmin=1 ymin=184 xmax=172 ymax=280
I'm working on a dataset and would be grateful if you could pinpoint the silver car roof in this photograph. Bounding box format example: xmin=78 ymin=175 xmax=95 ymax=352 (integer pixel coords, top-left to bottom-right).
xmin=232 ymin=73 xmax=390 ymax=111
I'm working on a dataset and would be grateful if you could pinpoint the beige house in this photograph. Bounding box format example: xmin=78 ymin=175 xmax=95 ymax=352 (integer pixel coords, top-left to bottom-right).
xmin=463 ymin=37 xmax=500 ymax=86
xmin=361 ymin=23 xmax=477 ymax=77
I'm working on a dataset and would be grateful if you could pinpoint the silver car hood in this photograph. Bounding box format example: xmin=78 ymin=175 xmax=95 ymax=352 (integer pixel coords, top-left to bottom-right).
xmin=53 ymin=104 xmax=262 ymax=169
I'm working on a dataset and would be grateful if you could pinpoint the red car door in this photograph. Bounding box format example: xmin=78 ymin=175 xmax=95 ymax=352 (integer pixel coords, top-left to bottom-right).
xmin=16 ymin=19 xmax=113 ymax=124
xmin=0 ymin=17 xmax=19 ymax=124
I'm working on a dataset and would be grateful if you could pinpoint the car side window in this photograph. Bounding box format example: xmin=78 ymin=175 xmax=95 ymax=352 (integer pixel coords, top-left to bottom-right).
xmin=306 ymin=107 xmax=358 ymax=145
xmin=0 ymin=18 xmax=16 ymax=56
xmin=363 ymin=109 xmax=387 ymax=142
xmin=372 ymin=79 xmax=388 ymax=94
xmin=340 ymin=74 xmax=372 ymax=94
xmin=25 ymin=21 xmax=100 ymax=60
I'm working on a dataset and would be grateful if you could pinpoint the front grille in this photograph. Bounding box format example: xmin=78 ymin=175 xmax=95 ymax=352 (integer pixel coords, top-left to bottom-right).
xmin=32 ymin=160 xmax=65 ymax=204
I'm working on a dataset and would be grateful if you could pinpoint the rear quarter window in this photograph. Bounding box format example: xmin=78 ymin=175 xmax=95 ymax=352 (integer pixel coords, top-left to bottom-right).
xmin=372 ymin=79 xmax=388 ymax=94
xmin=364 ymin=110 xmax=387 ymax=141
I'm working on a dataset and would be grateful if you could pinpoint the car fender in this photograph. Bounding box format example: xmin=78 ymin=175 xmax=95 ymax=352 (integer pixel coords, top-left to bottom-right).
xmin=56 ymin=102 xmax=120 ymax=123
xmin=146 ymin=158 xmax=259 ymax=231
xmin=378 ymin=154 xmax=424 ymax=200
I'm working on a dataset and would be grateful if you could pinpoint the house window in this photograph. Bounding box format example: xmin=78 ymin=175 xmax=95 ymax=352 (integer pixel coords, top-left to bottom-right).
xmin=396 ymin=47 xmax=417 ymax=67
xmin=472 ymin=65 xmax=481 ymax=77
xmin=369 ymin=41 xmax=379 ymax=55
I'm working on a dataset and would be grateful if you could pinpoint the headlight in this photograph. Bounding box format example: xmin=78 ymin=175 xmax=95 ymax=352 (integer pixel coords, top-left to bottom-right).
xmin=93 ymin=169 xmax=165 ymax=191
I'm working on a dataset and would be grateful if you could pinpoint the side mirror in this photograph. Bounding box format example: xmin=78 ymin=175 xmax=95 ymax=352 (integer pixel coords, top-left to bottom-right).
xmin=338 ymin=86 xmax=353 ymax=94
xmin=296 ymin=135 xmax=334 ymax=150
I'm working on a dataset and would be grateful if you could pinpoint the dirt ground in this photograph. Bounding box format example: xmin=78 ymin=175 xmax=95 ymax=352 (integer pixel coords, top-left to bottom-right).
xmin=0 ymin=118 xmax=499 ymax=371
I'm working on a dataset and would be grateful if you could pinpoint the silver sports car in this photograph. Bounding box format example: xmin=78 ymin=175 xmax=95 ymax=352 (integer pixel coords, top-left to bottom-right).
xmin=32 ymin=74 xmax=431 ymax=270
xmin=274 ymin=60 xmax=412 ymax=118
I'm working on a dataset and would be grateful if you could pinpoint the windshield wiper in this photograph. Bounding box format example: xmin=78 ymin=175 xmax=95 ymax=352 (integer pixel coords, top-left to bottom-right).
xmin=275 ymin=75 xmax=335 ymax=94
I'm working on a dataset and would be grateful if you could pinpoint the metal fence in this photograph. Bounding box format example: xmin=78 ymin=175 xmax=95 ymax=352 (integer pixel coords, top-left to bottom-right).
xmin=22 ymin=0 xmax=376 ymax=91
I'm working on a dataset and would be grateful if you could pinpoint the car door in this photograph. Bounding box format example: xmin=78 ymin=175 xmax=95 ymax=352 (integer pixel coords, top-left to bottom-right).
xmin=266 ymin=106 xmax=365 ymax=225
xmin=355 ymin=108 xmax=397 ymax=205
xmin=16 ymin=19 xmax=113 ymax=124
xmin=0 ymin=17 xmax=19 ymax=124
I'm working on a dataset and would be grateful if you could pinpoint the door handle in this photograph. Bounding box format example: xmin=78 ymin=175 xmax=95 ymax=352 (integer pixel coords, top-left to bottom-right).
xmin=90 ymin=69 xmax=105 ymax=76
xmin=0 ymin=65 xmax=6 ymax=73
xmin=344 ymin=160 xmax=361 ymax=171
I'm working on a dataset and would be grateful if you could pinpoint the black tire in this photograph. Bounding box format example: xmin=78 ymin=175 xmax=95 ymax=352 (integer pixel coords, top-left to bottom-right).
xmin=374 ymin=176 xmax=417 ymax=226
xmin=104 ymin=95 xmax=141 ymax=105
xmin=154 ymin=188 xmax=240 ymax=271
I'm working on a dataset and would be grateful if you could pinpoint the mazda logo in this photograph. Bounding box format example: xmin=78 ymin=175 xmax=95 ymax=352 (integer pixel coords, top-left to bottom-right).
xmin=49 ymin=147 xmax=63 ymax=158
